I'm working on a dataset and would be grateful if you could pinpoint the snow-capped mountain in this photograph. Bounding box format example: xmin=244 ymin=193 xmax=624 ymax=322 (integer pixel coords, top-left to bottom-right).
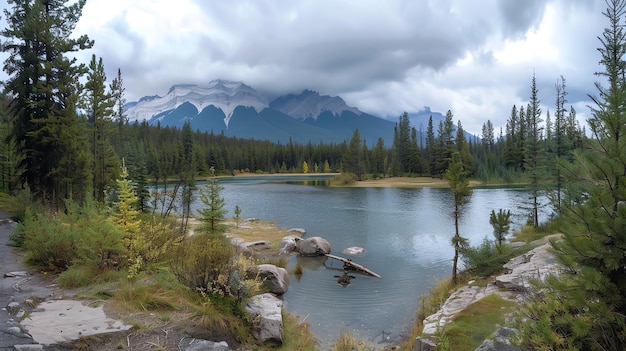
xmin=269 ymin=90 xmax=361 ymax=120
xmin=123 ymin=79 xmax=397 ymax=146
xmin=125 ymin=80 xmax=268 ymax=127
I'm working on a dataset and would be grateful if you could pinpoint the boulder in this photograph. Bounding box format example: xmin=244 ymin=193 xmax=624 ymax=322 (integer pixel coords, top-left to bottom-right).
xmin=278 ymin=235 xmax=300 ymax=255
xmin=413 ymin=337 xmax=437 ymax=351
xmin=258 ymin=264 xmax=290 ymax=295
xmin=245 ymin=293 xmax=283 ymax=344
xmin=179 ymin=339 xmax=233 ymax=351
xmin=296 ymin=236 xmax=331 ymax=256
xmin=474 ymin=340 xmax=522 ymax=351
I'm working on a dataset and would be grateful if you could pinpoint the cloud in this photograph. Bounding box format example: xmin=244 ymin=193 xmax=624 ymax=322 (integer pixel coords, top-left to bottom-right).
xmin=12 ymin=0 xmax=606 ymax=135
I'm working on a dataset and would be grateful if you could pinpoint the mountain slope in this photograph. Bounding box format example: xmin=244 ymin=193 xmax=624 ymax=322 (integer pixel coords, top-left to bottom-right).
xmin=124 ymin=79 xmax=456 ymax=146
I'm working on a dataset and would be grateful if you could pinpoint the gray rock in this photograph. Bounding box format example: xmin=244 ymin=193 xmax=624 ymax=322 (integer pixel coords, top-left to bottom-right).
xmin=179 ymin=338 xmax=233 ymax=351
xmin=278 ymin=235 xmax=299 ymax=255
xmin=296 ymin=236 xmax=331 ymax=256
xmin=474 ymin=340 xmax=522 ymax=351
xmin=258 ymin=264 xmax=289 ymax=295
xmin=13 ymin=345 xmax=44 ymax=351
xmin=413 ymin=337 xmax=437 ymax=351
xmin=287 ymin=228 xmax=306 ymax=235
xmin=4 ymin=271 xmax=28 ymax=278
xmin=245 ymin=293 xmax=283 ymax=344
xmin=492 ymin=327 xmax=519 ymax=344
xmin=495 ymin=243 xmax=561 ymax=291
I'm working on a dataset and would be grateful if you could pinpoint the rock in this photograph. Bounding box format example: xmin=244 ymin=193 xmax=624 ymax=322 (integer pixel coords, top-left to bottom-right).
xmin=179 ymin=338 xmax=233 ymax=351
xmin=244 ymin=240 xmax=271 ymax=249
xmin=245 ymin=293 xmax=283 ymax=344
xmin=296 ymin=236 xmax=331 ymax=256
xmin=4 ymin=271 xmax=28 ymax=278
xmin=413 ymin=337 xmax=437 ymax=351
xmin=278 ymin=235 xmax=299 ymax=255
xmin=258 ymin=264 xmax=290 ymax=295
xmin=13 ymin=345 xmax=44 ymax=351
xmin=342 ymin=246 xmax=364 ymax=255
xmin=492 ymin=327 xmax=519 ymax=344
xmin=287 ymin=228 xmax=306 ymax=235
xmin=495 ymin=243 xmax=561 ymax=291
xmin=474 ymin=340 xmax=522 ymax=351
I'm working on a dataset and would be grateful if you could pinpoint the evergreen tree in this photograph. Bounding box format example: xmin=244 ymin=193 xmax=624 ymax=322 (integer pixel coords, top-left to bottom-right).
xmin=525 ymin=74 xmax=544 ymax=227
xmin=197 ymin=178 xmax=226 ymax=235
xmin=489 ymin=209 xmax=511 ymax=253
xmin=444 ymin=151 xmax=472 ymax=284
xmin=83 ymin=54 xmax=117 ymax=202
xmin=426 ymin=116 xmax=437 ymax=176
xmin=2 ymin=0 xmax=94 ymax=206
xmin=519 ymin=1 xmax=626 ymax=349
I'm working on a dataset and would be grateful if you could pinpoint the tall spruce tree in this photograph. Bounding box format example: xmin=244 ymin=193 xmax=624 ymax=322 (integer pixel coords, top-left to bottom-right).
xmin=519 ymin=1 xmax=626 ymax=349
xmin=83 ymin=54 xmax=117 ymax=201
xmin=525 ymin=74 xmax=544 ymax=227
xmin=2 ymin=0 xmax=93 ymax=206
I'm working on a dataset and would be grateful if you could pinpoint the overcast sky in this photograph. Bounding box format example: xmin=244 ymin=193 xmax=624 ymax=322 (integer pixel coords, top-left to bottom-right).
xmin=11 ymin=0 xmax=615 ymax=134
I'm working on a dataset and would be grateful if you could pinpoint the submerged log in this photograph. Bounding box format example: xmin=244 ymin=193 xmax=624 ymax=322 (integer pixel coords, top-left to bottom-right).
xmin=325 ymin=254 xmax=381 ymax=278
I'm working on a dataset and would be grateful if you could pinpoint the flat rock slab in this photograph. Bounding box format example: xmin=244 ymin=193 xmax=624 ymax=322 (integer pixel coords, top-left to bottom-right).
xmin=21 ymin=300 xmax=132 ymax=345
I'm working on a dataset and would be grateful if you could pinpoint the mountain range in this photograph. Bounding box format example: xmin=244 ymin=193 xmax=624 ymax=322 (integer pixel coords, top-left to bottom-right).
xmin=124 ymin=79 xmax=450 ymax=146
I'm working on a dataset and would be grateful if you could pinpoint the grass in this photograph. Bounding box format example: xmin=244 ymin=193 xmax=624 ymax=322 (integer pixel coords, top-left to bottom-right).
xmin=258 ymin=311 xmax=317 ymax=351
xmin=221 ymin=218 xmax=297 ymax=245
xmin=442 ymin=294 xmax=516 ymax=351
xmin=331 ymin=332 xmax=373 ymax=351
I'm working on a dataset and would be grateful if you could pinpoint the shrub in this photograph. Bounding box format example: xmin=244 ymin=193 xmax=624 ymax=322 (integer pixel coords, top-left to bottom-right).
xmin=330 ymin=173 xmax=357 ymax=186
xmin=331 ymin=332 xmax=372 ymax=351
xmin=461 ymin=237 xmax=513 ymax=278
xmin=170 ymin=235 xmax=262 ymax=304
xmin=20 ymin=208 xmax=79 ymax=271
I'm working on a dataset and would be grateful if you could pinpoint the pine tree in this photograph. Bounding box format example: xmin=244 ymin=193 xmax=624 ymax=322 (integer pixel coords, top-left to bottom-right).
xmin=525 ymin=74 xmax=544 ymax=227
xmin=83 ymin=54 xmax=117 ymax=202
xmin=444 ymin=151 xmax=472 ymax=284
xmin=519 ymin=1 xmax=626 ymax=349
xmin=426 ymin=116 xmax=437 ymax=176
xmin=489 ymin=209 xmax=511 ymax=253
xmin=197 ymin=178 xmax=226 ymax=235
xmin=2 ymin=0 xmax=94 ymax=206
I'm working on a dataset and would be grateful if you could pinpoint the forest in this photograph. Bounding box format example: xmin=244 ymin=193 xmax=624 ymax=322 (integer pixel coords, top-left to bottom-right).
xmin=1 ymin=0 xmax=625 ymax=350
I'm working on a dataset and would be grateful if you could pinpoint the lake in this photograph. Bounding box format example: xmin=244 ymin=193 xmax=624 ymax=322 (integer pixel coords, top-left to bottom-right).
xmin=189 ymin=176 xmax=548 ymax=348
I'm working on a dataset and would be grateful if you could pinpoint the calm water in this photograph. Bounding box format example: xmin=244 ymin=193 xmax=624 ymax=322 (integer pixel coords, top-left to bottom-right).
xmin=189 ymin=176 xmax=547 ymax=348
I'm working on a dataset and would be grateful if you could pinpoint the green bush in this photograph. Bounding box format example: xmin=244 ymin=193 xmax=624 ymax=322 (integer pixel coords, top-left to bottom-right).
xmin=330 ymin=173 xmax=357 ymax=185
xmin=21 ymin=208 xmax=80 ymax=271
xmin=461 ymin=237 xmax=514 ymax=278
xmin=19 ymin=201 xmax=128 ymax=272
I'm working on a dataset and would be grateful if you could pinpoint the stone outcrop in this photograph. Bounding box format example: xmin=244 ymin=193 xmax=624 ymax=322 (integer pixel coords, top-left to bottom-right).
xmin=245 ymin=293 xmax=283 ymax=344
xmin=296 ymin=236 xmax=331 ymax=256
xmin=419 ymin=238 xmax=562 ymax=349
xmin=258 ymin=264 xmax=290 ymax=295
xmin=495 ymin=237 xmax=562 ymax=291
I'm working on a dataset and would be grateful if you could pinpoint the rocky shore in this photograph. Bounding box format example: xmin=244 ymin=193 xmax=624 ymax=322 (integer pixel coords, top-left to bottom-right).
xmin=415 ymin=235 xmax=562 ymax=351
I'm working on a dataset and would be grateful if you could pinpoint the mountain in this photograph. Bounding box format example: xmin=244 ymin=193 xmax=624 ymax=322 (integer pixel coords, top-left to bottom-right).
xmin=269 ymin=89 xmax=361 ymax=120
xmin=124 ymin=80 xmax=396 ymax=146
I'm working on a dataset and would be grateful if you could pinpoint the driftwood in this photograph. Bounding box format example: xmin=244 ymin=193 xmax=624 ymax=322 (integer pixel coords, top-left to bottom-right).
xmin=325 ymin=254 xmax=382 ymax=278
